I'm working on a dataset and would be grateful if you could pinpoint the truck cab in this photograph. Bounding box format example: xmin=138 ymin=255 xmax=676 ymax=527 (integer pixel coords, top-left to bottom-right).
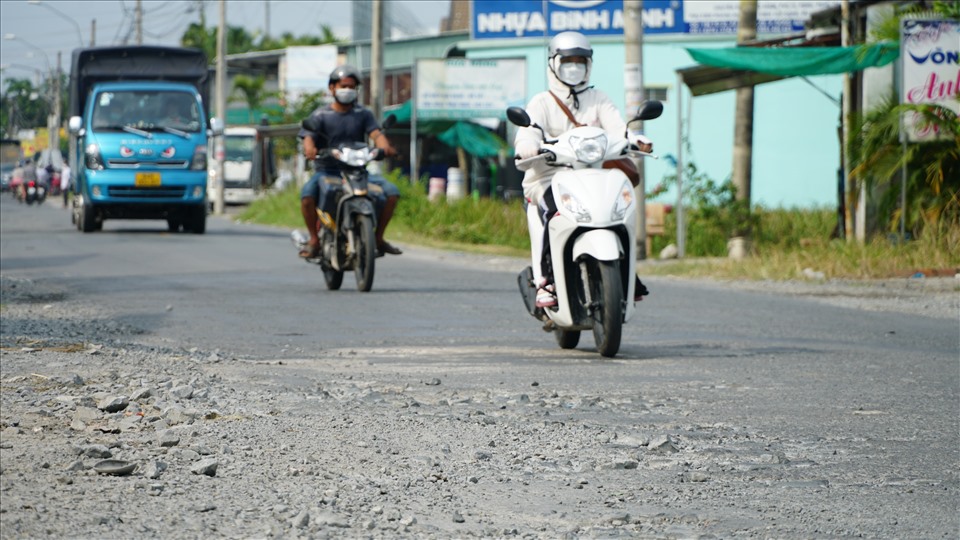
xmin=208 ymin=126 xmax=259 ymax=208
xmin=67 ymin=46 xmax=220 ymax=233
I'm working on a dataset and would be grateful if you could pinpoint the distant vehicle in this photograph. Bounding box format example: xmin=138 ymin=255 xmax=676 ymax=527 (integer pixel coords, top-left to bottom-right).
xmin=0 ymin=139 xmax=22 ymax=192
xmin=67 ymin=46 xmax=223 ymax=233
xmin=208 ymin=126 xmax=261 ymax=208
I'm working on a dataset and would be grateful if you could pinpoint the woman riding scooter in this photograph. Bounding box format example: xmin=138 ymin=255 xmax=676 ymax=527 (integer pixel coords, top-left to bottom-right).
xmin=514 ymin=31 xmax=653 ymax=308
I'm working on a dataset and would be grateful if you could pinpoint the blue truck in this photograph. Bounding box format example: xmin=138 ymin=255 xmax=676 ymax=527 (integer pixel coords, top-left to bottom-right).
xmin=67 ymin=46 xmax=221 ymax=233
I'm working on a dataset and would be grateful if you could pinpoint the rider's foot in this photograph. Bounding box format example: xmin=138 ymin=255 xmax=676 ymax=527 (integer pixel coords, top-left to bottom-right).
xmin=377 ymin=241 xmax=403 ymax=256
xmin=535 ymin=280 xmax=557 ymax=308
xmin=634 ymin=276 xmax=649 ymax=301
xmin=299 ymin=239 xmax=320 ymax=258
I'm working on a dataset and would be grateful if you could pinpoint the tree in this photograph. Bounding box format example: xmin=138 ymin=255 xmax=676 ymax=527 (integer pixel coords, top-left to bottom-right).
xmin=229 ymin=74 xmax=281 ymax=124
xmin=846 ymin=1 xmax=960 ymax=238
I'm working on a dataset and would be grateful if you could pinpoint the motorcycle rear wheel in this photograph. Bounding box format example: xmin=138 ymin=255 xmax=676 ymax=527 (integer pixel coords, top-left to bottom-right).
xmin=354 ymin=214 xmax=376 ymax=292
xmin=591 ymin=259 xmax=623 ymax=358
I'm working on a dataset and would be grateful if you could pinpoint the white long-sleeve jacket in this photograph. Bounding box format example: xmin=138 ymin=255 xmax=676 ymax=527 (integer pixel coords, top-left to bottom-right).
xmin=515 ymin=69 xmax=626 ymax=204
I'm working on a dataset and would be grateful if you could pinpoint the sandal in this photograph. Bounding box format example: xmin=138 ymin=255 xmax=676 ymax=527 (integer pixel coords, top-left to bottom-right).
xmin=378 ymin=241 xmax=403 ymax=256
xmin=299 ymin=243 xmax=320 ymax=259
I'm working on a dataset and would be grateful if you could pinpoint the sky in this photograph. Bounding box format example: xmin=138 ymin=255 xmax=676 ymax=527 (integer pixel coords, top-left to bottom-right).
xmin=0 ymin=0 xmax=451 ymax=82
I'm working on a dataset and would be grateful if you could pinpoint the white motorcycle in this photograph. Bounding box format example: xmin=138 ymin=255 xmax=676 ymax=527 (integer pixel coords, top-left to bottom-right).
xmin=508 ymin=100 xmax=663 ymax=358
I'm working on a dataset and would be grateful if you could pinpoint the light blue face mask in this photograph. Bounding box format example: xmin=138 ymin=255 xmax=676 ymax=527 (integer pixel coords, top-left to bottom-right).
xmin=558 ymin=62 xmax=587 ymax=86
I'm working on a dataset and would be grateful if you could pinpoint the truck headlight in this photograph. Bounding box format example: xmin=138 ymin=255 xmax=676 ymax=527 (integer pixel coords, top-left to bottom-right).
xmin=85 ymin=143 xmax=104 ymax=170
xmin=191 ymin=145 xmax=207 ymax=171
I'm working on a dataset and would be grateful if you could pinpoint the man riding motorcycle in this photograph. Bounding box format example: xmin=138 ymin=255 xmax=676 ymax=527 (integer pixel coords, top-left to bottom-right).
xmin=514 ymin=31 xmax=652 ymax=308
xmin=298 ymin=65 xmax=402 ymax=259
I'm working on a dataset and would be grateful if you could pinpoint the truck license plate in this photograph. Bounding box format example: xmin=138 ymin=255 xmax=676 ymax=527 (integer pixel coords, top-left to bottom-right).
xmin=135 ymin=172 xmax=161 ymax=187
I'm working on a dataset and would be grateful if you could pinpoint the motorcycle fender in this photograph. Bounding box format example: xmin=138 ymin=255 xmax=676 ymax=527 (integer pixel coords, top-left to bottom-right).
xmin=338 ymin=197 xmax=375 ymax=229
xmin=572 ymin=230 xmax=622 ymax=261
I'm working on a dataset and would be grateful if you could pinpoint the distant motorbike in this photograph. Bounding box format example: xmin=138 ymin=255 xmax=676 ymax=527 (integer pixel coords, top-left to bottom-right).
xmin=509 ymin=100 xmax=663 ymax=357
xmin=292 ymin=114 xmax=397 ymax=292
xmin=23 ymin=179 xmax=47 ymax=205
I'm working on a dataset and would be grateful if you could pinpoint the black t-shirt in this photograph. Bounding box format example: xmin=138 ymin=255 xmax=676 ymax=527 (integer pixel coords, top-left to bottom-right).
xmin=299 ymin=104 xmax=379 ymax=175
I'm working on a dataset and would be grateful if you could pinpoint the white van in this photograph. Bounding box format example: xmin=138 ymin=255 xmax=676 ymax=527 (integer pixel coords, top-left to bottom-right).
xmin=208 ymin=126 xmax=259 ymax=207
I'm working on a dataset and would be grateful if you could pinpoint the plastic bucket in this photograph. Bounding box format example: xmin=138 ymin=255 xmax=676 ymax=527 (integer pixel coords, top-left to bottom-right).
xmin=446 ymin=168 xmax=464 ymax=200
xmin=428 ymin=177 xmax=446 ymax=201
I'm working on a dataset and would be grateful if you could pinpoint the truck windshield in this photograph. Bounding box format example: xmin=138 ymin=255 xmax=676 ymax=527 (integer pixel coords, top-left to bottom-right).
xmin=225 ymin=135 xmax=256 ymax=161
xmin=92 ymin=91 xmax=201 ymax=133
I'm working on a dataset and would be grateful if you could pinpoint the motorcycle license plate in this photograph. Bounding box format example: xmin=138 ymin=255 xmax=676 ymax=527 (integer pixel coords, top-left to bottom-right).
xmin=135 ymin=172 xmax=161 ymax=187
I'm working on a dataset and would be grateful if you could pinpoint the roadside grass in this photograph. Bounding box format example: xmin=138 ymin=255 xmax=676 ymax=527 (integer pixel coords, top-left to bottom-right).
xmin=238 ymin=169 xmax=960 ymax=281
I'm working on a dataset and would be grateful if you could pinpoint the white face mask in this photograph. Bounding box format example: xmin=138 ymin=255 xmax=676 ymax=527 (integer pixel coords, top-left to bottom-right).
xmin=334 ymin=88 xmax=358 ymax=104
xmin=558 ymin=62 xmax=587 ymax=86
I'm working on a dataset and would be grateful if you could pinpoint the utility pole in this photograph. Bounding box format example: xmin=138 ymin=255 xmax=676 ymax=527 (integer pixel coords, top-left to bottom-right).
xmin=732 ymin=0 xmax=756 ymax=220
xmin=214 ymin=0 xmax=226 ymax=215
xmin=265 ymin=0 xmax=271 ymax=41
xmin=90 ymin=19 xmax=96 ymax=46
xmin=135 ymin=0 xmax=143 ymax=45
xmin=52 ymin=51 xmax=61 ymax=158
xmin=623 ymin=0 xmax=646 ymax=259
xmin=371 ymin=0 xmax=384 ymax=121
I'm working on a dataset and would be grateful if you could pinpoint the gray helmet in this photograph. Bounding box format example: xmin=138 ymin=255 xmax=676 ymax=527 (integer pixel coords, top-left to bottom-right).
xmin=329 ymin=65 xmax=361 ymax=86
xmin=548 ymin=31 xmax=593 ymax=60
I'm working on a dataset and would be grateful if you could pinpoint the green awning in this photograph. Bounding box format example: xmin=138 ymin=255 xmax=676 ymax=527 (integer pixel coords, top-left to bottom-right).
xmin=438 ymin=121 xmax=510 ymax=159
xmin=686 ymin=43 xmax=899 ymax=77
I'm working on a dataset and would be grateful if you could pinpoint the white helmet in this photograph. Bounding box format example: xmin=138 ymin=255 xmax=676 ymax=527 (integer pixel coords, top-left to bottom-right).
xmin=548 ymin=32 xmax=593 ymax=90
xmin=549 ymin=31 xmax=593 ymax=60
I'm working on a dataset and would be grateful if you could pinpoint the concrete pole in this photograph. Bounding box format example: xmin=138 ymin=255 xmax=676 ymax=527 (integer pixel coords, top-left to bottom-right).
xmin=214 ymin=0 xmax=226 ymax=215
xmin=90 ymin=19 xmax=95 ymax=46
xmin=623 ymin=0 xmax=646 ymax=259
xmin=841 ymin=0 xmax=853 ymax=241
xmin=732 ymin=0 xmax=756 ymax=213
xmin=135 ymin=0 xmax=143 ymax=45
xmin=371 ymin=0 xmax=384 ymax=121
xmin=52 ymin=51 xmax=60 ymax=158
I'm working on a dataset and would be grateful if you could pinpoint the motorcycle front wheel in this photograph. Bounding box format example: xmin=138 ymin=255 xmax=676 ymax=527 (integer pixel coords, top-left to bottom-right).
xmin=555 ymin=329 xmax=581 ymax=349
xmin=590 ymin=259 xmax=623 ymax=358
xmin=354 ymin=214 xmax=376 ymax=292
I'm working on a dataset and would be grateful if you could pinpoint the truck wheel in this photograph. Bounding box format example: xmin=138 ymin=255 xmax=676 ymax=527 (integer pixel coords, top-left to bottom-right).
xmin=187 ymin=207 xmax=206 ymax=234
xmin=79 ymin=202 xmax=97 ymax=233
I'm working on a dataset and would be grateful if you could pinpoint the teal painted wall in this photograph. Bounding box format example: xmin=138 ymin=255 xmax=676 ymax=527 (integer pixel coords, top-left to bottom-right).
xmin=468 ymin=40 xmax=843 ymax=209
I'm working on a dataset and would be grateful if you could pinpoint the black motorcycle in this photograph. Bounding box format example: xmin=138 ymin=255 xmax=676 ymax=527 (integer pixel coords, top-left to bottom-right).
xmin=295 ymin=115 xmax=396 ymax=292
xmin=23 ymin=178 xmax=47 ymax=205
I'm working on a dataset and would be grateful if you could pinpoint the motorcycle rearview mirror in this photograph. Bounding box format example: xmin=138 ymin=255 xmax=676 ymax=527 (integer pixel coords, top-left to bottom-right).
xmin=632 ymin=100 xmax=664 ymax=122
xmin=381 ymin=114 xmax=397 ymax=130
xmin=506 ymin=107 xmax=531 ymax=128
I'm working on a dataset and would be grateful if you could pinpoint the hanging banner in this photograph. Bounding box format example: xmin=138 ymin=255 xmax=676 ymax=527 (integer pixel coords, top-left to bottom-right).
xmin=471 ymin=0 xmax=839 ymax=39
xmin=414 ymin=58 xmax=527 ymax=120
xmin=900 ymin=18 xmax=960 ymax=143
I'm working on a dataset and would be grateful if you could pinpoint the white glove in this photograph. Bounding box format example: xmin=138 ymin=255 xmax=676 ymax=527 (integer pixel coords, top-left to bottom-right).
xmin=515 ymin=139 xmax=540 ymax=160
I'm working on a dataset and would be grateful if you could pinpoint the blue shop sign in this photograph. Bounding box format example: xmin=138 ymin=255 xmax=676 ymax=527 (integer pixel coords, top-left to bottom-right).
xmin=471 ymin=0 xmax=838 ymax=40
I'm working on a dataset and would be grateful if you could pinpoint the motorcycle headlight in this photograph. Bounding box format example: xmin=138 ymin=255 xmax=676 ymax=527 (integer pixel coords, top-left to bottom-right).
xmin=611 ymin=182 xmax=635 ymax=221
xmin=332 ymin=147 xmax=372 ymax=167
xmin=569 ymin=134 xmax=607 ymax=164
xmin=557 ymin=187 xmax=591 ymax=222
